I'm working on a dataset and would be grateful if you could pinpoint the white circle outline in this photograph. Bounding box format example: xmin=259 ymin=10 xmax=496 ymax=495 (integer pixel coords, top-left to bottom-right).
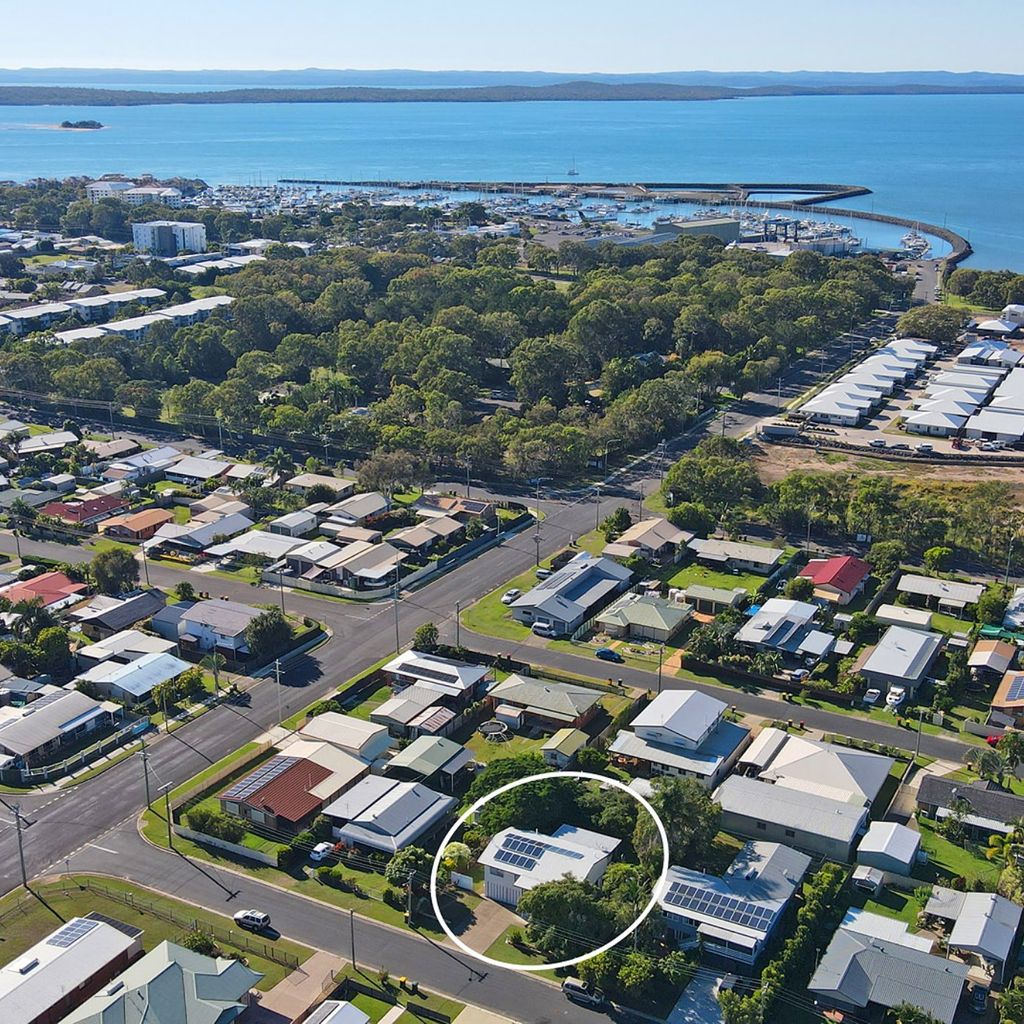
xmin=428 ymin=770 xmax=670 ymax=972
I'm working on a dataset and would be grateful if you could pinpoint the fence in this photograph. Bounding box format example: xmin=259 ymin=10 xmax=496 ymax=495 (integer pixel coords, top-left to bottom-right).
xmin=174 ymin=825 xmax=279 ymax=866
xmin=172 ymin=740 xmax=274 ymax=812
xmin=77 ymin=878 xmax=300 ymax=969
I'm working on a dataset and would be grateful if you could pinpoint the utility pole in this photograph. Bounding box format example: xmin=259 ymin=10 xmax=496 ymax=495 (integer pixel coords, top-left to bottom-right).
xmin=637 ymin=482 xmax=644 ymax=519
xmin=160 ymin=783 xmax=174 ymax=850
xmin=349 ymin=909 xmax=356 ymax=968
xmin=217 ymin=419 xmax=224 ymax=450
xmin=455 ymin=601 xmax=461 ymax=649
xmin=278 ymin=573 xmax=286 ymax=613
xmin=777 ymin=376 xmax=784 ymax=410
xmin=1005 ymin=534 xmax=1017 ymax=587
xmin=13 ymin=528 xmax=21 ymax=561
xmin=465 ymin=462 xmax=471 ymax=499
xmin=406 ymin=870 xmax=415 ymax=922
xmin=392 ymin=566 xmax=401 ymax=654
xmin=140 ymin=543 xmax=150 ymax=587
xmin=915 ymin=705 xmax=926 ymax=762
xmin=657 ymin=645 xmax=664 ymax=694
xmin=140 ymin=736 xmax=152 ymax=809
xmin=275 ymin=659 xmax=283 ymax=726
xmin=594 ymin=485 xmax=601 ymax=531
xmin=534 ymin=532 xmax=541 ymax=567
xmin=0 ymin=799 xmax=30 ymax=889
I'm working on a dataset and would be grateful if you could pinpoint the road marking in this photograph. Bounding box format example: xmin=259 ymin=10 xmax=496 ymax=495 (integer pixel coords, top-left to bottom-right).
xmin=86 ymin=843 xmax=118 ymax=855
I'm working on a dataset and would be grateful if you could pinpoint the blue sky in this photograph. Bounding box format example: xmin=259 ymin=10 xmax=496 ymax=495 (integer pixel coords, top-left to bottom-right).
xmin=6 ymin=0 xmax=1023 ymax=73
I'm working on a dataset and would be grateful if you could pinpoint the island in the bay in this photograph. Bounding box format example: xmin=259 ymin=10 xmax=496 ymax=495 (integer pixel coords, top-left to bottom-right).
xmin=59 ymin=119 xmax=103 ymax=129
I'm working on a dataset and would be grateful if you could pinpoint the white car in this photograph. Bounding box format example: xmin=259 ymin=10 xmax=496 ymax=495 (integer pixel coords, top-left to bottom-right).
xmin=869 ymin=439 xmax=887 ymax=448
xmin=310 ymin=841 xmax=335 ymax=862
xmin=863 ymin=688 xmax=882 ymax=706
xmin=233 ymin=910 xmax=270 ymax=932
xmin=915 ymin=443 xmax=934 ymax=453
xmin=501 ymin=589 xmax=522 ymax=605
xmin=531 ymin=620 xmax=557 ymax=637
xmin=886 ymin=686 xmax=907 ymax=710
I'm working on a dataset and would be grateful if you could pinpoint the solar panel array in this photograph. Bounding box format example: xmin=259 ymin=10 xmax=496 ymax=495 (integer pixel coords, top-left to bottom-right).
xmin=664 ymin=882 xmax=776 ymax=931
xmin=492 ymin=832 xmax=588 ymax=874
xmin=495 ymin=848 xmax=537 ymax=870
xmin=222 ymin=755 xmax=297 ymax=802
xmin=403 ymin=663 xmax=459 ymax=685
xmin=1008 ymin=676 xmax=1024 ymax=702
xmin=47 ymin=918 xmax=100 ymax=948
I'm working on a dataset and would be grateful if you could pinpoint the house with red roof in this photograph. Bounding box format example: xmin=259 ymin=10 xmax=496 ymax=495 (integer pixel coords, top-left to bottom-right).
xmin=41 ymin=494 xmax=127 ymax=528
xmin=1 ymin=570 xmax=88 ymax=610
xmin=798 ymin=555 xmax=871 ymax=606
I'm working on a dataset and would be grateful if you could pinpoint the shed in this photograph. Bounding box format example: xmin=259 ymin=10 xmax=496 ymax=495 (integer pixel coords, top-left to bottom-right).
xmin=856 ymin=821 xmax=921 ymax=875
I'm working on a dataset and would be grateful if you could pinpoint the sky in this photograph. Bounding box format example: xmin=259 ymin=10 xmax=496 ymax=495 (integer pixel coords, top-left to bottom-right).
xmin=5 ymin=0 xmax=1023 ymax=73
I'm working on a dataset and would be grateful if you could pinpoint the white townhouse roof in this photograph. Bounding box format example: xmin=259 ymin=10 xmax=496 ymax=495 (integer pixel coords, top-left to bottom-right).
xmin=478 ymin=824 xmax=618 ymax=891
xmin=897 ymin=574 xmax=985 ymax=605
xmin=860 ymin=625 xmax=943 ymax=681
xmin=631 ymin=689 xmax=726 ymax=744
xmin=383 ymin=649 xmax=489 ymax=696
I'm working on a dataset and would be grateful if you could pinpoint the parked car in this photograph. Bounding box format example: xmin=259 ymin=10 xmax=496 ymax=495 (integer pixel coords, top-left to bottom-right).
xmin=561 ymin=977 xmax=606 ymax=1008
xmin=915 ymin=443 xmax=934 ymax=453
xmin=869 ymin=439 xmax=887 ymax=448
xmin=531 ymin=619 xmax=557 ymax=637
xmin=233 ymin=910 xmax=271 ymax=932
xmin=980 ymin=441 xmax=1000 ymax=451
xmin=886 ymin=685 xmax=907 ymax=710
xmin=595 ymin=647 xmax=624 ymax=663
xmin=501 ymin=588 xmax=522 ymax=605
xmin=986 ymin=734 xmax=1003 ymax=747
xmin=310 ymin=842 xmax=335 ymax=862
xmin=535 ymin=567 xmax=553 ymax=580
xmin=970 ymin=984 xmax=989 ymax=1015
xmin=891 ymin=442 xmax=910 ymax=450
xmin=863 ymin=688 xmax=882 ymax=706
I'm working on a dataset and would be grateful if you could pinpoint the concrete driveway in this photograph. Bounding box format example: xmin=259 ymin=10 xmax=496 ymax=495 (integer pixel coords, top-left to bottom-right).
xmin=666 ymin=973 xmax=724 ymax=1024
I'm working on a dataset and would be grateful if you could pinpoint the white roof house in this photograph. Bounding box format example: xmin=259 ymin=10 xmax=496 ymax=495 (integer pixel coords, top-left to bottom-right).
xmin=307 ymin=1001 xmax=371 ymax=1024
xmin=897 ymin=574 xmax=985 ymax=609
xmin=76 ymin=650 xmax=191 ymax=704
xmin=299 ymin=711 xmax=393 ymax=762
xmin=1005 ymin=586 xmax=1024 ymax=630
xmin=0 ymin=916 xmax=142 ymax=1024
xmin=325 ymin=491 xmax=390 ymax=525
xmin=925 ymin=888 xmax=1023 ymax=983
xmin=382 ymin=649 xmax=489 ymax=698
xmin=841 ymin=908 xmax=934 ymax=953
xmin=856 ymin=821 xmax=921 ymax=874
xmin=735 ymin=598 xmax=835 ymax=658
xmin=965 ymin=408 xmax=1024 ymax=442
xmin=658 ymin=842 xmax=811 ymax=964
xmin=267 ymin=509 xmax=319 ymax=537
xmin=323 ymin=776 xmax=455 ymax=853
xmin=631 ymin=690 xmax=728 ymax=750
xmin=858 ymin=625 xmax=943 ymax=692
xmin=479 ymin=824 xmax=619 ymax=907
xmin=205 ymin=530 xmax=305 ymax=562
xmin=903 ymin=409 xmax=969 ymax=435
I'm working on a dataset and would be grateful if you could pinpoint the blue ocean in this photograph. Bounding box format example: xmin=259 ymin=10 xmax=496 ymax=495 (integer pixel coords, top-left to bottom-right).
xmin=1 ymin=93 xmax=1022 ymax=269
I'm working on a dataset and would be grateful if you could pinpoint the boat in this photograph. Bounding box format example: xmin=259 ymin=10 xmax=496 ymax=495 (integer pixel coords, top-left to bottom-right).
xmin=567 ymin=158 xmax=580 ymax=177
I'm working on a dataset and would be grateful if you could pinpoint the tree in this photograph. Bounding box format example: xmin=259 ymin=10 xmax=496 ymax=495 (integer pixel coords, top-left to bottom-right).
xmin=412 ymin=621 xmax=439 ymax=652
xmin=517 ymin=878 xmax=619 ymax=960
xmin=616 ymin=950 xmax=657 ymax=993
xmin=384 ymin=845 xmax=433 ymax=891
xmin=896 ymin=305 xmax=963 ymax=346
xmin=244 ymin=608 xmax=293 ymax=661
xmin=977 ymin=587 xmax=1009 ymax=626
xmin=998 ymin=732 xmax=1024 ymax=777
xmin=442 ymin=842 xmax=471 ymax=873
xmin=356 ymin=450 xmax=424 ymax=499
xmin=887 ymin=1003 xmax=944 ymax=1024
xmin=866 ymin=539 xmax=906 ymax=578
xmin=200 ymin=652 xmax=227 ymax=696
xmin=1000 ymin=976 xmax=1024 ymax=1023
xmin=600 ymin=506 xmax=632 ymax=541
xmin=964 ymin=745 xmax=1006 ymax=787
xmin=784 ymin=575 xmax=814 ymax=601
xmin=90 ymin=546 xmax=140 ymax=596
xmin=178 ymin=930 xmax=218 ymax=956
xmin=923 ymin=546 xmax=953 ymax=573
xmin=174 ymin=580 xmax=197 ymax=602
xmin=633 ymin=776 xmax=720 ymax=873
xmin=265 ymin=448 xmax=296 ymax=481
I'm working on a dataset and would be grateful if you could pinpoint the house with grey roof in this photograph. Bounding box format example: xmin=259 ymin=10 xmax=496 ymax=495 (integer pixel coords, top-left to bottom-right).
xmin=510 ymin=552 xmax=632 ymax=635
xmin=324 ymin=491 xmax=391 ymax=526
xmin=925 ymin=888 xmax=1022 ymax=983
xmin=734 ymin=597 xmax=836 ymax=662
xmin=382 ymin=735 xmax=472 ymax=790
xmin=487 ymin=675 xmax=602 ymax=732
xmin=150 ymin=598 xmax=261 ymax=656
xmin=897 ymin=573 xmax=985 ymax=614
xmin=0 ymin=689 xmax=120 ymax=766
xmin=659 ymin=841 xmax=810 ymax=964
xmin=60 ymin=939 xmax=262 ymax=1024
xmin=854 ymin=625 xmax=943 ymax=697
xmin=75 ymin=650 xmax=191 ymax=706
xmin=677 ymin=583 xmax=746 ymax=615
xmin=807 ymin=929 xmax=968 ymax=1024
xmin=917 ymin=775 xmax=1024 ymax=839
xmin=686 ymin=537 xmax=784 ymax=574
xmin=601 ymin=516 xmax=693 ymax=564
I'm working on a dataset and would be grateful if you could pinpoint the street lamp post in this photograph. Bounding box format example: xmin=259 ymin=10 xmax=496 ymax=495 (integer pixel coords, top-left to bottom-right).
xmin=594 ymin=484 xmax=602 ymax=531
xmin=140 ymin=543 xmax=150 ymax=587
xmin=392 ymin=564 xmax=401 ymax=653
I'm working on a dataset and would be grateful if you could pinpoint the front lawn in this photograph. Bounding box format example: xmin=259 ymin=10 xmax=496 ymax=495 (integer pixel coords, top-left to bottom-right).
xmin=460 ymin=565 xmax=542 ymax=641
xmin=845 ymin=883 xmax=923 ymax=927
xmin=665 ymin=561 xmax=766 ymax=595
xmin=344 ymin=684 xmax=393 ymax=721
xmin=461 ymin=726 xmax=547 ymax=764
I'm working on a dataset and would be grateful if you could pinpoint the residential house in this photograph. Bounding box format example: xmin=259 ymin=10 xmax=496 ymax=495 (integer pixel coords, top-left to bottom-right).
xmin=897 ymin=573 xmax=985 ymax=615
xmin=41 ymin=472 xmax=75 ymax=494
xmin=1 ymin=570 xmax=88 ymax=611
xmin=97 ymin=507 xmax=173 ymax=541
xmin=283 ymin=473 xmax=356 ymax=498
xmin=686 ymin=538 xmax=785 ymax=574
xmin=382 ymin=649 xmax=490 ymax=706
xmin=389 ymin=516 xmax=465 ymax=555
xmin=659 ymin=842 xmax=810 ymax=964
xmin=487 ymin=675 xmax=602 ymax=732
xmin=40 ymin=494 xmax=126 ymax=528
xmin=76 ymin=629 xmax=177 ymax=671
xmin=370 ymin=686 xmax=449 ymax=740
xmin=413 ymin=493 xmax=497 ymax=525
xmin=609 ymin=689 xmax=748 ymax=788
xmin=924 ymin=888 xmax=1022 ymax=984
xmin=76 ymin=650 xmax=191 ymax=706
xmin=324 ymin=492 xmax=391 ymax=526
xmin=969 ymin=639 xmax=1016 ymax=680
xmin=147 ymin=512 xmax=256 ymax=555
xmin=308 ymin=1002 xmax=371 ymax=1024
xmin=60 ymin=940 xmax=262 ymax=1024
xmin=16 ymin=429 xmax=81 ymax=456
xmin=541 ymin=728 xmax=588 ymax=768
xmin=595 ymin=592 xmax=693 ymax=643
xmin=677 ymin=584 xmax=746 ymax=616
xmin=267 ymin=509 xmax=319 ymax=537
xmin=299 ymin=712 xmax=393 ymax=762
xmin=0 ymin=915 xmax=143 ymax=1024
xmin=219 ymin=746 xmax=367 ymax=834
xmin=797 ymin=555 xmax=871 ymax=605
xmin=328 ymin=541 xmax=407 ymax=590
xmin=0 ymin=689 xmax=120 ymax=766
xmin=808 ymin=928 xmax=968 ymax=1024
xmin=163 ymin=455 xmax=234 ymax=486
xmin=322 ymin=776 xmax=456 ymax=853
xmin=382 ymin=736 xmax=472 ymax=791
xmin=510 ymin=552 xmax=632 ymax=635
xmin=991 ymin=669 xmax=1024 ymax=724
xmin=285 ymin=539 xmax=345 ymax=578
xmin=916 ymin=776 xmax=1024 ymax=839
xmin=734 ymin=598 xmax=836 ymax=662
xmin=874 ymin=603 xmax=934 ymax=630
xmin=1004 ymin=585 xmax=1024 ymax=630
xmin=150 ymin=599 xmax=261 ymax=657
xmin=68 ymin=589 xmax=166 ymax=639
xmin=479 ymin=824 xmax=619 ymax=907
xmin=602 ymin=517 xmax=693 ymax=564
xmin=854 ymin=625 xmax=943 ymax=698
xmin=101 ymin=445 xmax=182 ymax=482
xmin=856 ymin=821 xmax=921 ymax=875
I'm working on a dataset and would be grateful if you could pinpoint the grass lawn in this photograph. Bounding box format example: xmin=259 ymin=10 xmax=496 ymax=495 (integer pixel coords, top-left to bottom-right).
xmin=845 ymin=883 xmax=923 ymax=927
xmin=154 ymin=480 xmax=186 ymax=494
xmin=173 ymin=505 xmax=191 ymax=525
xmin=89 ymin=536 xmax=134 ymax=554
xmin=461 ymin=727 xmax=546 ymax=764
xmin=341 ymin=975 xmax=463 ymax=1023
xmin=0 ymin=875 xmax=311 ymax=989
xmin=345 ymin=684 xmax=392 ymax=721
xmin=916 ymin=818 xmax=1002 ymax=888
xmin=460 ymin=565 xmax=539 ymax=642
xmin=208 ymin=565 xmax=264 ymax=585
xmin=665 ymin=561 xmax=765 ymax=595
xmin=483 ymin=927 xmax=561 ymax=981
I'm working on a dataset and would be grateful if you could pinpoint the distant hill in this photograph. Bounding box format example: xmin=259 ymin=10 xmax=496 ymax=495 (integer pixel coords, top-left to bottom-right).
xmin=1 ymin=67 xmax=1024 ymax=90
xmin=2 ymin=78 xmax=1024 ymax=105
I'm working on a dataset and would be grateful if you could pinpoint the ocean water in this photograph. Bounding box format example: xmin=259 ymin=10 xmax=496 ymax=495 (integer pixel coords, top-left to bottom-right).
xmin=0 ymin=94 xmax=1021 ymax=269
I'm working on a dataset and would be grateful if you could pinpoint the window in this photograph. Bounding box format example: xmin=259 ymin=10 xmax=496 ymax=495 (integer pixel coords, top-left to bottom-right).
xmin=756 ymin=821 xmax=767 ymax=831
xmin=785 ymin=829 xmax=795 ymax=838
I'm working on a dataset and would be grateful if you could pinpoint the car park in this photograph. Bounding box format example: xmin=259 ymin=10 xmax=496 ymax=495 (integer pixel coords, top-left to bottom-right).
xmin=501 ymin=588 xmax=522 ymax=605
xmin=891 ymin=442 xmax=910 ymax=450
xmin=595 ymin=647 xmax=624 ymax=663
xmin=915 ymin=443 xmax=933 ymax=452
xmin=886 ymin=685 xmax=907 ymax=710
xmin=233 ymin=910 xmax=271 ymax=932
xmin=531 ymin=619 xmax=557 ymax=637
xmin=863 ymin=688 xmax=882 ymax=706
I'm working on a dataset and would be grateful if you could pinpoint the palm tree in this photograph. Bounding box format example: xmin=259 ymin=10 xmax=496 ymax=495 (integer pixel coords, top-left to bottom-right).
xmin=985 ymin=821 xmax=1024 ymax=865
xmin=11 ymin=598 xmax=55 ymax=642
xmin=264 ymin=448 xmax=295 ymax=483
xmin=998 ymin=731 xmax=1024 ymax=778
xmin=964 ymin=746 xmax=1007 ymax=787
xmin=200 ymin=653 xmax=227 ymax=698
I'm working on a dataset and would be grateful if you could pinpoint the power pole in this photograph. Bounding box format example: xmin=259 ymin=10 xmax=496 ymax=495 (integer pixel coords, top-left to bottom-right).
xmin=455 ymin=601 xmax=461 ymax=649
xmin=349 ymin=908 xmax=356 ymax=968
xmin=534 ymin=532 xmax=541 ymax=567
xmin=140 ymin=543 xmax=150 ymax=587
xmin=275 ymin=659 xmax=283 ymax=726
xmin=140 ymin=736 xmax=152 ymax=809
xmin=657 ymin=645 xmax=664 ymax=695
xmin=13 ymin=528 xmax=21 ymax=561
xmin=406 ymin=870 xmax=415 ymax=922
xmin=392 ymin=567 xmax=401 ymax=654
xmin=594 ymin=485 xmax=601 ymax=531
xmin=0 ymin=799 xmax=30 ymax=889
xmin=161 ymin=783 xmax=174 ymax=850
xmin=278 ymin=574 xmax=286 ymax=613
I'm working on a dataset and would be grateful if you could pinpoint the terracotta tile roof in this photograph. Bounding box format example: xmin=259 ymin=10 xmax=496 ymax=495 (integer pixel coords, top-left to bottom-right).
xmin=41 ymin=494 xmax=126 ymax=524
xmin=2 ymin=570 xmax=88 ymax=607
xmin=799 ymin=555 xmax=871 ymax=595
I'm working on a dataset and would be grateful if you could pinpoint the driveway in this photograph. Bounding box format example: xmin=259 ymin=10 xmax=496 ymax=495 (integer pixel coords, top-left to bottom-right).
xmin=666 ymin=974 xmax=723 ymax=1024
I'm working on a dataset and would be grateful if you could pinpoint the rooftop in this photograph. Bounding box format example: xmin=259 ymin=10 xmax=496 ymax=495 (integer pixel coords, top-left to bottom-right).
xmin=478 ymin=824 xmax=619 ymax=891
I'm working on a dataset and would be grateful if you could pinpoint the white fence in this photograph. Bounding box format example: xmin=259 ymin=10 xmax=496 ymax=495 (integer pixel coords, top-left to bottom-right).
xmin=174 ymin=825 xmax=278 ymax=866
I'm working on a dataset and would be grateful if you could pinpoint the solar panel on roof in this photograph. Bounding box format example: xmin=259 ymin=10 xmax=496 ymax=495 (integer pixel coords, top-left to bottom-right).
xmin=495 ymin=848 xmax=538 ymax=871
xmin=504 ymin=833 xmax=585 ymax=860
xmin=1008 ymin=677 xmax=1024 ymax=702
xmin=401 ymin=663 xmax=460 ymax=684
xmin=47 ymin=918 xmax=100 ymax=948
xmin=664 ymin=882 xmax=776 ymax=931
xmin=222 ymin=755 xmax=297 ymax=802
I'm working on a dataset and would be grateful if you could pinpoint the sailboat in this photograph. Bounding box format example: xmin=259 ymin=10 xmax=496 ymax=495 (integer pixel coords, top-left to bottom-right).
xmin=567 ymin=157 xmax=580 ymax=177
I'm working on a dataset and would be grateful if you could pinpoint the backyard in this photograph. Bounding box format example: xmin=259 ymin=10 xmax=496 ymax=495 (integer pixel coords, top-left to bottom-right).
xmin=664 ymin=561 xmax=768 ymax=595
xmin=915 ymin=817 xmax=1003 ymax=889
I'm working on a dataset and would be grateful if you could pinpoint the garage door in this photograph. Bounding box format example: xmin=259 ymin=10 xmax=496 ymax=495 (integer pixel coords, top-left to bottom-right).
xmin=485 ymin=880 xmax=521 ymax=907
